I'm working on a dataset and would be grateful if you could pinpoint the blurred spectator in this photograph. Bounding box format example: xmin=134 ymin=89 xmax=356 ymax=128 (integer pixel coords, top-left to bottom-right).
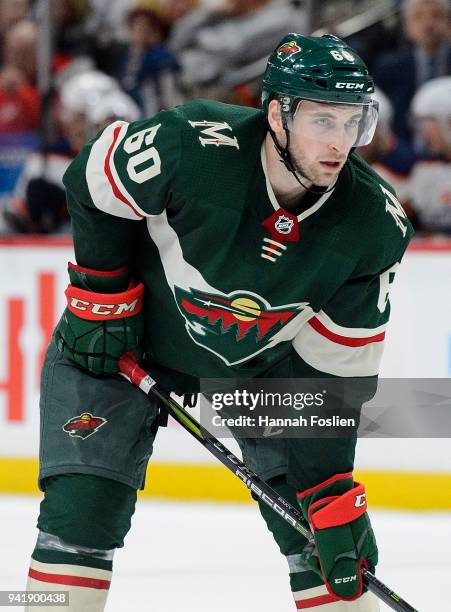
xmin=2 ymin=70 xmax=140 ymax=234
xmin=357 ymin=87 xmax=415 ymax=204
xmin=0 ymin=18 xmax=40 ymax=223
xmin=373 ymin=0 xmax=451 ymax=144
xmin=0 ymin=66 xmax=39 ymax=133
xmin=0 ymin=0 xmax=30 ymax=40
xmin=85 ymin=0 xmax=136 ymax=73
xmin=87 ymin=0 xmax=136 ymax=43
xmin=0 ymin=19 xmax=39 ymax=134
xmin=168 ymin=0 xmax=307 ymax=97
xmin=116 ymin=7 xmax=184 ymax=117
xmin=404 ymin=77 xmax=451 ymax=234
xmin=161 ymin=0 xmax=200 ymax=26
xmin=2 ymin=19 xmax=38 ymax=85
xmin=53 ymin=0 xmax=95 ymax=72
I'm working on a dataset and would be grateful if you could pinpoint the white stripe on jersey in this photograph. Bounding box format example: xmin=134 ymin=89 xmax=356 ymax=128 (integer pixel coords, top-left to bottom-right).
xmin=293 ymin=314 xmax=385 ymax=377
xmin=145 ymin=210 xmax=313 ymax=366
xmin=314 ymin=311 xmax=387 ymax=339
xmin=86 ymin=121 xmax=146 ymax=220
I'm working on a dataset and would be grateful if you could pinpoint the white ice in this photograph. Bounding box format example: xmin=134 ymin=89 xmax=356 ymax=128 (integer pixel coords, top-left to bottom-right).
xmin=1 ymin=496 xmax=449 ymax=612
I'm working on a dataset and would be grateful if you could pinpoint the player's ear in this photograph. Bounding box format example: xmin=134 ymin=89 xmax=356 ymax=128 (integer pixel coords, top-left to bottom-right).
xmin=267 ymin=99 xmax=284 ymax=135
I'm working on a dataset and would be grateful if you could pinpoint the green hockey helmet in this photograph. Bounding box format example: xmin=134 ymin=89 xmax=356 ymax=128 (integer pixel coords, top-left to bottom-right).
xmin=262 ymin=33 xmax=378 ymax=146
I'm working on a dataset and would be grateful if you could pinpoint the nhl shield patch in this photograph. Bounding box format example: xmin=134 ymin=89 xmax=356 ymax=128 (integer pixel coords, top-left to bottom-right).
xmin=62 ymin=412 xmax=107 ymax=439
xmin=261 ymin=209 xmax=300 ymax=242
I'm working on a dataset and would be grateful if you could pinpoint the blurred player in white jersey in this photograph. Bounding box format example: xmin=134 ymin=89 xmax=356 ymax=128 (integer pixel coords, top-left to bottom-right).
xmin=407 ymin=76 xmax=451 ymax=234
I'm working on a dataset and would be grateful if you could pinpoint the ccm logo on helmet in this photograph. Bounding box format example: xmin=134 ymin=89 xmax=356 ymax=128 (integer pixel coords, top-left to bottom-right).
xmin=335 ymin=82 xmax=365 ymax=89
xmin=69 ymin=298 xmax=139 ymax=317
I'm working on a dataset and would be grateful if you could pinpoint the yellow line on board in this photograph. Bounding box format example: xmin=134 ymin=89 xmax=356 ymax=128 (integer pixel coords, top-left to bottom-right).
xmin=0 ymin=458 xmax=39 ymax=494
xmin=1 ymin=458 xmax=450 ymax=510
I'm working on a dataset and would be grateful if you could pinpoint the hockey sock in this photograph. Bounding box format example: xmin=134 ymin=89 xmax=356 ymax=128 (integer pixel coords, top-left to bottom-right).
xmin=292 ymin=588 xmax=379 ymax=610
xmin=25 ymin=531 xmax=114 ymax=612
xmin=289 ymin=559 xmax=379 ymax=611
xmin=255 ymin=476 xmax=380 ymax=611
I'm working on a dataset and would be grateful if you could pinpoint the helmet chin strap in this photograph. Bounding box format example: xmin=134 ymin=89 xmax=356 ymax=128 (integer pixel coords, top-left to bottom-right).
xmin=268 ymin=121 xmax=337 ymax=195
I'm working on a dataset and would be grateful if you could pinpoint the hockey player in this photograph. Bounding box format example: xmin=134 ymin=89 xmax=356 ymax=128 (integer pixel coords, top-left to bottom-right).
xmin=25 ymin=34 xmax=412 ymax=611
xmin=407 ymin=76 xmax=451 ymax=234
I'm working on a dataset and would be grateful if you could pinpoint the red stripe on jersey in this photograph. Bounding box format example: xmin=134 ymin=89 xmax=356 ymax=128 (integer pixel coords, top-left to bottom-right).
xmin=68 ymin=262 xmax=128 ymax=277
xmin=104 ymin=126 xmax=144 ymax=219
xmin=28 ymin=568 xmax=110 ymax=590
xmin=295 ymin=593 xmax=341 ymax=608
xmin=309 ymin=317 xmax=385 ymax=347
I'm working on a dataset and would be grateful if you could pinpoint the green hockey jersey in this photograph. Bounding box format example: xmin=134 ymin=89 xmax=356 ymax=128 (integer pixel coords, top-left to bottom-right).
xmin=63 ymin=99 xmax=413 ymax=392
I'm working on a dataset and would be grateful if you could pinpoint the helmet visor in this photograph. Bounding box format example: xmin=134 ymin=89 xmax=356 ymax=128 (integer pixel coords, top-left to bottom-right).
xmin=286 ymin=98 xmax=379 ymax=148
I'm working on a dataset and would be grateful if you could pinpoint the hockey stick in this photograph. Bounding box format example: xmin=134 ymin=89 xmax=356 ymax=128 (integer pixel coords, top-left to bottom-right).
xmin=119 ymin=353 xmax=419 ymax=612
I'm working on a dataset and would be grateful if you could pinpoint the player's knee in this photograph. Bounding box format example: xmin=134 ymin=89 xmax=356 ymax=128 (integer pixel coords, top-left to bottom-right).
xmin=37 ymin=474 xmax=138 ymax=549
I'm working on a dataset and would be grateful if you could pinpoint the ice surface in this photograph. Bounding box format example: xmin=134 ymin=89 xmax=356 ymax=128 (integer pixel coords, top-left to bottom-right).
xmin=1 ymin=496 xmax=449 ymax=611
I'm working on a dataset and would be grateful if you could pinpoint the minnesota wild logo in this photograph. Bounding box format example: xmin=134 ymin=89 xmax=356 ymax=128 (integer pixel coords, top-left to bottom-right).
xmin=62 ymin=412 xmax=107 ymax=439
xmin=175 ymin=286 xmax=306 ymax=365
xmin=276 ymin=40 xmax=302 ymax=62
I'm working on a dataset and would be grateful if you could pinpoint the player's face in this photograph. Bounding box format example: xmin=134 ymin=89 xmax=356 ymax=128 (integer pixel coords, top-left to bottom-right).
xmin=288 ymin=100 xmax=363 ymax=186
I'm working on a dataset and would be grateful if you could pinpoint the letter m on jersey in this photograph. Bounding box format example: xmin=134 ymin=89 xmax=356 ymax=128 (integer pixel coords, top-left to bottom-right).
xmin=188 ymin=120 xmax=240 ymax=149
xmin=380 ymin=184 xmax=408 ymax=237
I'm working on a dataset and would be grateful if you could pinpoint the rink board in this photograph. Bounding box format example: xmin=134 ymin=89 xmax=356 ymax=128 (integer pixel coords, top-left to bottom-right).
xmin=1 ymin=238 xmax=451 ymax=508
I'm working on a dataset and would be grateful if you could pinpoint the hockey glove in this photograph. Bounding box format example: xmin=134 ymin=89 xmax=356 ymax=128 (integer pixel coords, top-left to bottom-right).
xmin=297 ymin=472 xmax=378 ymax=601
xmin=54 ymin=263 xmax=144 ymax=375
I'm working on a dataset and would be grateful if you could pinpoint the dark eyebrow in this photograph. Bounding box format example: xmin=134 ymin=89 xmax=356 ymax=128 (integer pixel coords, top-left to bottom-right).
xmin=307 ymin=111 xmax=363 ymax=119
xmin=307 ymin=112 xmax=336 ymax=118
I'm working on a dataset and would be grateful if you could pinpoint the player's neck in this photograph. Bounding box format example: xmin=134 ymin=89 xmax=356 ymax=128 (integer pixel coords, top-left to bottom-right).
xmin=264 ymin=135 xmax=308 ymax=211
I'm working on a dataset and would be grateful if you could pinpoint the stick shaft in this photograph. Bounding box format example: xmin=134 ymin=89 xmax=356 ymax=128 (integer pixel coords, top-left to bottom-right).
xmin=119 ymin=354 xmax=419 ymax=612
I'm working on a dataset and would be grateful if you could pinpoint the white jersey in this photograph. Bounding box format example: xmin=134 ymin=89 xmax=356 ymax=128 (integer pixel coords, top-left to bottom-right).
xmin=408 ymin=160 xmax=451 ymax=232
xmin=372 ymin=162 xmax=410 ymax=203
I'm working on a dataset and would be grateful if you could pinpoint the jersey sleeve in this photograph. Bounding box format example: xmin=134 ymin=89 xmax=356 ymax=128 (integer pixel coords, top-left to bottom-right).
xmin=292 ymin=260 xmax=398 ymax=378
xmin=62 ymin=111 xmax=181 ymax=269
xmin=293 ymin=176 xmax=413 ymax=379
xmin=285 ymin=218 xmax=412 ymax=490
